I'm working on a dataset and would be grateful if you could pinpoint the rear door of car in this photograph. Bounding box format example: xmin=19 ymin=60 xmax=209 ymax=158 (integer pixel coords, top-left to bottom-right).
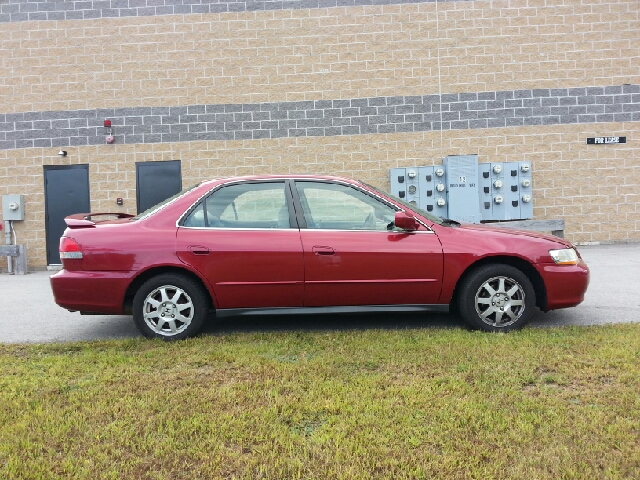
xmin=292 ymin=180 xmax=444 ymax=307
xmin=176 ymin=180 xmax=304 ymax=309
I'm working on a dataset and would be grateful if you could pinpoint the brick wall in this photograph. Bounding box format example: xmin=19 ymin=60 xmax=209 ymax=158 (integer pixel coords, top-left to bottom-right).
xmin=1 ymin=0 xmax=639 ymax=268
xmin=3 ymin=0 xmax=639 ymax=111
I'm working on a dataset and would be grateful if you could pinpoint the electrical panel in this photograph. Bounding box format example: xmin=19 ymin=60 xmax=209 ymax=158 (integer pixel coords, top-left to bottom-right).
xmin=443 ymin=155 xmax=480 ymax=223
xmin=389 ymin=167 xmax=407 ymax=199
xmin=490 ymin=162 xmax=506 ymax=220
xmin=389 ymin=167 xmax=422 ymax=207
xmin=518 ymin=162 xmax=533 ymax=219
xmin=390 ymin=158 xmax=534 ymax=224
xmin=478 ymin=163 xmax=493 ymax=221
xmin=478 ymin=162 xmax=533 ymax=221
xmin=503 ymin=162 xmax=521 ymax=220
xmin=404 ymin=168 xmax=420 ymax=207
xmin=389 ymin=167 xmax=448 ymax=217
xmin=2 ymin=195 xmax=25 ymax=221
xmin=418 ymin=166 xmax=448 ymax=217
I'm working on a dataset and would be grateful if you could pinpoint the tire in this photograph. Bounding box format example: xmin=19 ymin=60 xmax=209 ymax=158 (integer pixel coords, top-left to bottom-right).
xmin=457 ymin=264 xmax=536 ymax=332
xmin=132 ymin=274 xmax=209 ymax=340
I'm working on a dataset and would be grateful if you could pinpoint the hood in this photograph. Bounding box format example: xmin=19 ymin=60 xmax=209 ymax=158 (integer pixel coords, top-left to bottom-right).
xmin=454 ymin=222 xmax=574 ymax=248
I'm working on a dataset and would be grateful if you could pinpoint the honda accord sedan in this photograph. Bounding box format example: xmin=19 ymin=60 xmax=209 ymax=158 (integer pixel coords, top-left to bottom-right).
xmin=50 ymin=175 xmax=589 ymax=340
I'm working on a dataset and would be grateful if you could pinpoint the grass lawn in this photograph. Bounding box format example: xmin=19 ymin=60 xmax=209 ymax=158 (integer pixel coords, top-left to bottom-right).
xmin=1 ymin=323 xmax=639 ymax=479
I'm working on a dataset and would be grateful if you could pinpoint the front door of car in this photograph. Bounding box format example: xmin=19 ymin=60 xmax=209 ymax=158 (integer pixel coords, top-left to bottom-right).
xmin=176 ymin=180 xmax=304 ymax=309
xmin=293 ymin=181 xmax=444 ymax=307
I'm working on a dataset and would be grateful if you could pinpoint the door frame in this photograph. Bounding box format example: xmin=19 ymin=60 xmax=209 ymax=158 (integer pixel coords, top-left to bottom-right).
xmin=43 ymin=164 xmax=91 ymax=265
xmin=135 ymin=160 xmax=182 ymax=214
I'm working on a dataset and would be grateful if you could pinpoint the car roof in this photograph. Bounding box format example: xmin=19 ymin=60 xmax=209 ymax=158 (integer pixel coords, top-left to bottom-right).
xmin=198 ymin=174 xmax=361 ymax=188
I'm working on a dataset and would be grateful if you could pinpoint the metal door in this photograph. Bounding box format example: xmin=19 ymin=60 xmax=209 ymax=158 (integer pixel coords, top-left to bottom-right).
xmin=44 ymin=165 xmax=91 ymax=265
xmin=136 ymin=160 xmax=182 ymax=214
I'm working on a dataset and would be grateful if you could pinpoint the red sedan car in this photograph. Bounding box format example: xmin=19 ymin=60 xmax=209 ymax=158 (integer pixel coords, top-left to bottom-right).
xmin=51 ymin=175 xmax=589 ymax=340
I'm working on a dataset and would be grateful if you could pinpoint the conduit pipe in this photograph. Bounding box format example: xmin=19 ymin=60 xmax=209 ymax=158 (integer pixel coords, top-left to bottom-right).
xmin=5 ymin=220 xmax=12 ymax=274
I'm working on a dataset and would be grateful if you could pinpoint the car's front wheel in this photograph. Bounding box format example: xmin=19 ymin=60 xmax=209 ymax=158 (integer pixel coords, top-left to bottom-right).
xmin=457 ymin=264 xmax=536 ymax=332
xmin=133 ymin=274 xmax=209 ymax=340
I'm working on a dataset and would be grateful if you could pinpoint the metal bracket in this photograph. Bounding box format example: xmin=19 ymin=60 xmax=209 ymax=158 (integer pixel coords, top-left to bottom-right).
xmin=1 ymin=244 xmax=27 ymax=274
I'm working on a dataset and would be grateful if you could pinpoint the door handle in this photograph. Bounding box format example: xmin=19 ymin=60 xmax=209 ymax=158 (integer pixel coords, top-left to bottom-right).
xmin=312 ymin=246 xmax=335 ymax=255
xmin=188 ymin=245 xmax=209 ymax=255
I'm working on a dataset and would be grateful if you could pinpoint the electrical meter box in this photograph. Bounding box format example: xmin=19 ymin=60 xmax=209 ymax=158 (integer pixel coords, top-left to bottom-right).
xmin=478 ymin=163 xmax=492 ymax=221
xmin=390 ymin=167 xmax=449 ymax=217
xmin=390 ymin=167 xmax=420 ymax=206
xmin=489 ymin=162 xmax=507 ymax=220
xmin=390 ymin=168 xmax=407 ymax=199
xmin=503 ymin=162 xmax=520 ymax=220
xmin=391 ymin=158 xmax=533 ymax=224
xmin=478 ymin=161 xmax=533 ymax=221
xmin=2 ymin=195 xmax=25 ymax=221
xmin=443 ymin=155 xmax=480 ymax=223
xmin=403 ymin=168 xmax=420 ymax=207
xmin=518 ymin=162 xmax=533 ymax=219
xmin=418 ymin=166 xmax=448 ymax=217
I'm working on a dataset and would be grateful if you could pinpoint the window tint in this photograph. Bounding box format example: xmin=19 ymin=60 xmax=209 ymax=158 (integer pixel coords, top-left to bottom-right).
xmin=295 ymin=182 xmax=396 ymax=230
xmin=182 ymin=182 xmax=291 ymax=229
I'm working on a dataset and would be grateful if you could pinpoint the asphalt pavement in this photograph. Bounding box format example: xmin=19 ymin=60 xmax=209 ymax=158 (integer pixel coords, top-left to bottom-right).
xmin=2 ymin=243 xmax=639 ymax=344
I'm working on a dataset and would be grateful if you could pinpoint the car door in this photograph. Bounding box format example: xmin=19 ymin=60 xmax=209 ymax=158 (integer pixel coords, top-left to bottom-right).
xmin=293 ymin=180 xmax=444 ymax=307
xmin=176 ymin=180 xmax=304 ymax=309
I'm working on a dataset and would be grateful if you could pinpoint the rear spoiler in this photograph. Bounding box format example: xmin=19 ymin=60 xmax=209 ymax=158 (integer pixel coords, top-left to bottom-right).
xmin=64 ymin=213 xmax=135 ymax=228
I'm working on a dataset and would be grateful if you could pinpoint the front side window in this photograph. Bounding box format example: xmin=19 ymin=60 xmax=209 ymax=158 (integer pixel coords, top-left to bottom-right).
xmin=362 ymin=182 xmax=445 ymax=225
xmin=295 ymin=181 xmax=397 ymax=231
xmin=182 ymin=182 xmax=291 ymax=229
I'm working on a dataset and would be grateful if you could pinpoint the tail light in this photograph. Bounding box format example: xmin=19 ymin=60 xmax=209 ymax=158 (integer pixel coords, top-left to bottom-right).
xmin=59 ymin=237 xmax=83 ymax=259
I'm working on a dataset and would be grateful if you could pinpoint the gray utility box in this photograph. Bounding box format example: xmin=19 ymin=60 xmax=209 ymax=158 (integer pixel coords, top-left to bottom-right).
xmin=518 ymin=162 xmax=533 ymax=219
xmin=479 ymin=162 xmax=532 ymax=221
xmin=418 ymin=166 xmax=448 ymax=217
xmin=389 ymin=167 xmax=448 ymax=217
xmin=391 ymin=158 xmax=534 ymax=223
xmin=443 ymin=155 xmax=481 ymax=223
xmin=2 ymin=195 xmax=25 ymax=221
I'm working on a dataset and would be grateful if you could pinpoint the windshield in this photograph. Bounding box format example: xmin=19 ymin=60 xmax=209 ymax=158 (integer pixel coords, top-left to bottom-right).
xmin=361 ymin=181 xmax=445 ymax=225
xmin=132 ymin=184 xmax=200 ymax=221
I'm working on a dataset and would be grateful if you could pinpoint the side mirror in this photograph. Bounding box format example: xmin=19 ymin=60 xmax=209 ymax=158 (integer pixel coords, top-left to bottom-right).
xmin=394 ymin=211 xmax=418 ymax=231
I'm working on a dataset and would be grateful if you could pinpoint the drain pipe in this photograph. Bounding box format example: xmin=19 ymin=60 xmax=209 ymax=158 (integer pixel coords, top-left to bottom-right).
xmin=5 ymin=220 xmax=12 ymax=274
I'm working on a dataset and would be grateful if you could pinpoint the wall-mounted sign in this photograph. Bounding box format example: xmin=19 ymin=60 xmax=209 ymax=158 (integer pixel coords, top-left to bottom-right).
xmin=586 ymin=137 xmax=627 ymax=145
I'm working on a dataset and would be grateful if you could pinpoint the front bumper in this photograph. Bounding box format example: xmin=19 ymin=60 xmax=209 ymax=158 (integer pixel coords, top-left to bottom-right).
xmin=539 ymin=259 xmax=590 ymax=311
xmin=50 ymin=269 xmax=134 ymax=314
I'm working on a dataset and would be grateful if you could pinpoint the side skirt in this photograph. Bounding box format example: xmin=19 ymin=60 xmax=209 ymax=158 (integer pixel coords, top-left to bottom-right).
xmin=214 ymin=304 xmax=449 ymax=318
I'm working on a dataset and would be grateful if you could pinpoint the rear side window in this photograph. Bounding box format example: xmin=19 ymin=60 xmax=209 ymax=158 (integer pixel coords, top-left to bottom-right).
xmin=182 ymin=181 xmax=291 ymax=229
xmin=182 ymin=202 xmax=206 ymax=228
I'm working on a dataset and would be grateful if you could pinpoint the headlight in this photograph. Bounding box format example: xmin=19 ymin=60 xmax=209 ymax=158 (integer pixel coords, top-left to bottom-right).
xmin=549 ymin=248 xmax=579 ymax=265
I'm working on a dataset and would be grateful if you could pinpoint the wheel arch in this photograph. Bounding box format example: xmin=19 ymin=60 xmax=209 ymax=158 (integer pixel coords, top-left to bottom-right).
xmin=122 ymin=266 xmax=215 ymax=315
xmin=449 ymin=255 xmax=547 ymax=314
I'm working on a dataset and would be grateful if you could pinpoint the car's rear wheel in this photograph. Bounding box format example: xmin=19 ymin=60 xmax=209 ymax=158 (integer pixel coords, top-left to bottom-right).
xmin=133 ymin=274 xmax=209 ymax=340
xmin=457 ymin=264 xmax=536 ymax=332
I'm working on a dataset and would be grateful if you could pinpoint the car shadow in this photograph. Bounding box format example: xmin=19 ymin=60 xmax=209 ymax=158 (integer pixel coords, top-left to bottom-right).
xmin=198 ymin=308 xmax=579 ymax=337
xmin=199 ymin=311 xmax=464 ymax=335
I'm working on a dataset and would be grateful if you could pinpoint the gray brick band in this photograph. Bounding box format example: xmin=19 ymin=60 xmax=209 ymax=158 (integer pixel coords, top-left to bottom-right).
xmin=0 ymin=0 xmax=468 ymax=23
xmin=1 ymin=85 xmax=638 ymax=150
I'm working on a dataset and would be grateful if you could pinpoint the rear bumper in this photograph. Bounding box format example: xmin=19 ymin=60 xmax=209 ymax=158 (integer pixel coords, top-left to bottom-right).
xmin=539 ymin=259 xmax=590 ymax=311
xmin=50 ymin=270 xmax=134 ymax=314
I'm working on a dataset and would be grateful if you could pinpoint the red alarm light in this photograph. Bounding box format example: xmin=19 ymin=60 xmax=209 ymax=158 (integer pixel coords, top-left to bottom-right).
xmin=104 ymin=119 xmax=112 ymax=128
